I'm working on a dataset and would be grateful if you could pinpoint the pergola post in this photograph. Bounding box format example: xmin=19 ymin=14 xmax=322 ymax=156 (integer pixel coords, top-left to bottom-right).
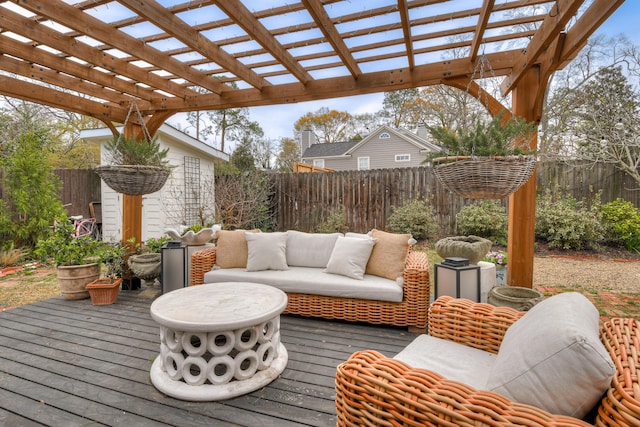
xmin=507 ymin=67 xmax=542 ymax=288
xmin=121 ymin=123 xmax=144 ymax=245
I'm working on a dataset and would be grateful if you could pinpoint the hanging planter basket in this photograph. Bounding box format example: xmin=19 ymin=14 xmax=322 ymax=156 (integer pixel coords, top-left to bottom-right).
xmin=433 ymin=155 xmax=536 ymax=199
xmin=94 ymin=165 xmax=170 ymax=196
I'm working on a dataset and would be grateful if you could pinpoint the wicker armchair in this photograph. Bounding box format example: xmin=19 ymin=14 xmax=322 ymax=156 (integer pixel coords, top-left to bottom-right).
xmin=336 ymin=296 xmax=640 ymax=426
xmin=190 ymin=246 xmax=431 ymax=331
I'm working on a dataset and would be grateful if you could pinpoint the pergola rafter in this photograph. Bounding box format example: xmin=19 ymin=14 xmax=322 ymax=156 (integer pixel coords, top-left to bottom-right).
xmin=0 ymin=0 xmax=625 ymax=288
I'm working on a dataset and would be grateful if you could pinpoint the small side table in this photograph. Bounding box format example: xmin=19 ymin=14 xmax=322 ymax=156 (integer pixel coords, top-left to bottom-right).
xmin=150 ymin=282 xmax=288 ymax=401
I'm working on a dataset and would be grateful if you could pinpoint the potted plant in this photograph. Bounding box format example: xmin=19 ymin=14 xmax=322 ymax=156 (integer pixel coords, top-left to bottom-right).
xmin=128 ymin=236 xmax=170 ymax=283
xmin=428 ymin=111 xmax=538 ymax=199
xmin=483 ymin=250 xmax=508 ymax=286
xmin=86 ymin=241 xmax=127 ymax=305
xmin=94 ymin=133 xmax=173 ymax=196
xmin=35 ymin=220 xmax=105 ymax=300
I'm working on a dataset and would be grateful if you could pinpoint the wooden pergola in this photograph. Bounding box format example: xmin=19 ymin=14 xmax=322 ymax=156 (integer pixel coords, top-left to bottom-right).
xmin=0 ymin=0 xmax=624 ymax=287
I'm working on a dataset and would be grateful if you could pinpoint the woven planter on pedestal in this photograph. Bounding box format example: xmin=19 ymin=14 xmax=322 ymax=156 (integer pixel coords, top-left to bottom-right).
xmin=433 ymin=155 xmax=536 ymax=199
xmin=94 ymin=165 xmax=169 ymax=196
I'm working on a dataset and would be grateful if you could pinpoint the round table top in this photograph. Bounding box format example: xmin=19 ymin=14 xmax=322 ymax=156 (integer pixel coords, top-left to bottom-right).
xmin=150 ymin=282 xmax=288 ymax=332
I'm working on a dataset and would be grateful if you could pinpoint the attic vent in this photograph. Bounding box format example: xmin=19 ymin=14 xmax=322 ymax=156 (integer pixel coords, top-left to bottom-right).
xmin=379 ymin=132 xmax=390 ymax=139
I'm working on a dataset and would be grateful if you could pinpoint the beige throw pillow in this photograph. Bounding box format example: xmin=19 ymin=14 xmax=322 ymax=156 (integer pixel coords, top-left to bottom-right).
xmin=365 ymin=229 xmax=411 ymax=280
xmin=245 ymin=232 xmax=288 ymax=271
xmin=215 ymin=229 xmax=260 ymax=268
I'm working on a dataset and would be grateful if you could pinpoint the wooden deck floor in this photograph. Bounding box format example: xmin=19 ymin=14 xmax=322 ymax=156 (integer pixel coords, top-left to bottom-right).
xmin=0 ymin=287 xmax=418 ymax=426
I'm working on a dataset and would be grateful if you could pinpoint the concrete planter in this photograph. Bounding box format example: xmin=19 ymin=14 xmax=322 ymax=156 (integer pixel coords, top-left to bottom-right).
xmin=435 ymin=235 xmax=492 ymax=265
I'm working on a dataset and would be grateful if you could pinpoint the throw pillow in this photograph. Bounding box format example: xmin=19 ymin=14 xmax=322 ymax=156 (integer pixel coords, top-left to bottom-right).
xmin=325 ymin=236 xmax=375 ymax=280
xmin=486 ymin=292 xmax=615 ymax=419
xmin=365 ymin=229 xmax=411 ymax=280
xmin=286 ymin=231 xmax=341 ymax=268
xmin=245 ymin=232 xmax=289 ymax=271
xmin=215 ymin=229 xmax=260 ymax=269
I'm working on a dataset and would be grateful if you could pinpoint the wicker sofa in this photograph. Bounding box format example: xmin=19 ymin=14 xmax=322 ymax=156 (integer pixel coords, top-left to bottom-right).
xmin=336 ymin=295 xmax=640 ymax=426
xmin=189 ymin=230 xmax=431 ymax=332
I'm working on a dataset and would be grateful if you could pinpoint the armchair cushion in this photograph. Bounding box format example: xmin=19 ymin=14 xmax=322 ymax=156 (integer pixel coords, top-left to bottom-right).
xmin=394 ymin=334 xmax=496 ymax=389
xmin=487 ymin=292 xmax=615 ymax=419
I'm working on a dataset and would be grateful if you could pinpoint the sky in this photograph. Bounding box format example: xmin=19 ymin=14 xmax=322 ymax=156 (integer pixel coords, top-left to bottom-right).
xmin=165 ymin=1 xmax=640 ymax=151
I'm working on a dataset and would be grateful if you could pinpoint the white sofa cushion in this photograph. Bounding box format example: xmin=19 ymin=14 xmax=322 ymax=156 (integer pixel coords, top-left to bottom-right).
xmin=486 ymin=292 xmax=615 ymax=419
xmin=394 ymin=334 xmax=496 ymax=390
xmin=325 ymin=235 xmax=375 ymax=280
xmin=203 ymin=266 xmax=403 ymax=302
xmin=286 ymin=231 xmax=341 ymax=268
xmin=245 ymin=232 xmax=288 ymax=271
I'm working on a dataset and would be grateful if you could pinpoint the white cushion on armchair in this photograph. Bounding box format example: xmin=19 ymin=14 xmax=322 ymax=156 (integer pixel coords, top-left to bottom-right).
xmin=392 ymin=292 xmax=615 ymax=419
xmin=486 ymin=292 xmax=615 ymax=419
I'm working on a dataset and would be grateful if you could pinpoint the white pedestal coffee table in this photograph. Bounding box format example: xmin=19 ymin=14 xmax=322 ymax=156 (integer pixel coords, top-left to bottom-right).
xmin=150 ymin=282 xmax=288 ymax=401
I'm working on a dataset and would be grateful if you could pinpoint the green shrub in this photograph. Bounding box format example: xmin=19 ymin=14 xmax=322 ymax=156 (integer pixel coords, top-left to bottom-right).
xmin=535 ymin=189 xmax=603 ymax=250
xmin=456 ymin=200 xmax=508 ymax=245
xmin=601 ymin=198 xmax=640 ymax=252
xmin=315 ymin=206 xmax=348 ymax=234
xmin=386 ymin=199 xmax=438 ymax=240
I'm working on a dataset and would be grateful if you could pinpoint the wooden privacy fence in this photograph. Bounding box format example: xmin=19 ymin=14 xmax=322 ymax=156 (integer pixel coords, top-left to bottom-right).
xmin=271 ymin=167 xmax=469 ymax=234
xmin=53 ymin=169 xmax=102 ymax=219
xmin=264 ymin=161 xmax=640 ymax=234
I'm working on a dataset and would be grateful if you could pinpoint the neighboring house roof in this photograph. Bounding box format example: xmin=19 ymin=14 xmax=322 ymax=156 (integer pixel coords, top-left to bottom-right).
xmin=301 ymin=125 xmax=441 ymax=159
xmin=302 ymin=140 xmax=360 ymax=158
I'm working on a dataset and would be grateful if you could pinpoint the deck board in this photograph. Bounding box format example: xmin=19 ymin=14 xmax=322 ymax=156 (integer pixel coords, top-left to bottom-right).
xmin=0 ymin=289 xmax=419 ymax=426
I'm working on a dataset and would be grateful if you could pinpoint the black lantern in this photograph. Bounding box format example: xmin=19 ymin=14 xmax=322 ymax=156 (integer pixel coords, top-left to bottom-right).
xmin=434 ymin=257 xmax=481 ymax=302
xmin=160 ymin=241 xmax=187 ymax=294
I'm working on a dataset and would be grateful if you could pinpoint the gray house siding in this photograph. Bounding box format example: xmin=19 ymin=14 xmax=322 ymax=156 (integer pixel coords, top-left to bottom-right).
xmin=350 ymin=132 xmax=428 ymax=169
xmin=300 ymin=126 xmax=439 ymax=171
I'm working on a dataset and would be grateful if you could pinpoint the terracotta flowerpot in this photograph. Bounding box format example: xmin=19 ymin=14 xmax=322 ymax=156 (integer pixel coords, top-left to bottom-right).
xmin=57 ymin=263 xmax=101 ymax=300
xmin=87 ymin=278 xmax=122 ymax=305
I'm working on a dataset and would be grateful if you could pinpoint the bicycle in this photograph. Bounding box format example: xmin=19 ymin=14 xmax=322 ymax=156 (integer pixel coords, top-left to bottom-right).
xmin=54 ymin=215 xmax=101 ymax=240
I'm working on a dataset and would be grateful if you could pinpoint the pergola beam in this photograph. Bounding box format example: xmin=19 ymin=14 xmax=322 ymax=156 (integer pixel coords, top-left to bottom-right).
xmin=0 ymin=76 xmax=126 ymax=121
xmin=398 ymin=0 xmax=415 ymax=70
xmin=301 ymin=0 xmax=362 ymax=79
xmin=16 ymin=0 xmax=225 ymax=96
xmin=0 ymin=35 xmax=157 ymax=102
xmin=117 ymin=0 xmax=270 ymax=90
xmin=469 ymin=0 xmax=495 ymax=63
xmin=151 ymin=51 xmax=520 ymax=112
xmin=558 ymin=0 xmax=625 ymax=66
xmin=214 ymin=0 xmax=313 ymax=85
xmin=0 ymin=6 xmax=194 ymax=99
xmin=501 ymin=0 xmax=583 ymax=95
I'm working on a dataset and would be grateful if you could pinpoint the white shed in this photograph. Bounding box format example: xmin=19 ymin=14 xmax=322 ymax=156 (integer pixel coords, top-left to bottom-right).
xmin=81 ymin=124 xmax=229 ymax=242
